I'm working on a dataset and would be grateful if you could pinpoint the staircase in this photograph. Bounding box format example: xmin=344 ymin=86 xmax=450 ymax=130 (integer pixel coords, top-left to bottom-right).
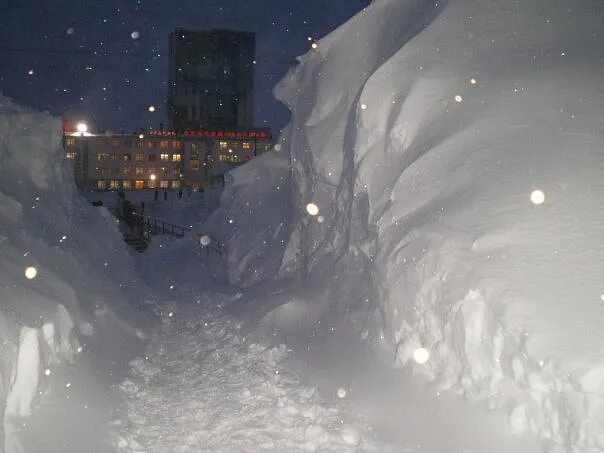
xmin=123 ymin=230 xmax=149 ymax=253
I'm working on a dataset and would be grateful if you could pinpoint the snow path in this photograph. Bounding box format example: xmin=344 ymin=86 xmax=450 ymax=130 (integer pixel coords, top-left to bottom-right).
xmin=113 ymin=294 xmax=384 ymax=452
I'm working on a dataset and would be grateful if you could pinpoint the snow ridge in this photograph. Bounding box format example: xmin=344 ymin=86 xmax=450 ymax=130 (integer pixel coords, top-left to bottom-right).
xmin=209 ymin=0 xmax=604 ymax=450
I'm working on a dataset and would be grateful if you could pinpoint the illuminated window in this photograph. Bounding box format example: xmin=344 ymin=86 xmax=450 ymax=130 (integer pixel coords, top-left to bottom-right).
xmin=242 ymin=142 xmax=250 ymax=149
xmin=172 ymin=153 xmax=181 ymax=162
xmin=160 ymin=167 xmax=168 ymax=175
xmin=172 ymin=140 xmax=181 ymax=148
xmin=111 ymin=152 xmax=118 ymax=161
xmin=122 ymin=180 xmax=132 ymax=189
xmin=160 ymin=153 xmax=170 ymax=161
xmin=171 ymin=180 xmax=181 ymax=188
xmin=97 ymin=153 xmax=109 ymax=161
xmin=97 ymin=180 xmax=106 ymax=189
xmin=109 ymin=180 xmax=120 ymax=189
xmin=135 ymin=180 xmax=144 ymax=190
xmin=135 ymin=167 xmax=144 ymax=175
xmin=159 ymin=180 xmax=169 ymax=188
xmin=160 ymin=140 xmax=169 ymax=148
xmin=219 ymin=141 xmax=228 ymax=149
xmin=123 ymin=153 xmax=132 ymax=161
xmin=191 ymin=161 xmax=200 ymax=171
xmin=65 ymin=152 xmax=76 ymax=160
xmin=65 ymin=138 xmax=75 ymax=146
xmin=148 ymin=154 xmax=157 ymax=161
xmin=219 ymin=155 xmax=227 ymax=162
xmin=122 ymin=167 xmax=132 ymax=175
xmin=135 ymin=153 xmax=144 ymax=161
xmin=136 ymin=140 xmax=144 ymax=148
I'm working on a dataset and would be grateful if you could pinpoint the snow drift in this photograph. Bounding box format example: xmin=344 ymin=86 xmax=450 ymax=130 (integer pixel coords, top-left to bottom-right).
xmin=207 ymin=0 xmax=604 ymax=449
xmin=0 ymin=95 xmax=148 ymax=450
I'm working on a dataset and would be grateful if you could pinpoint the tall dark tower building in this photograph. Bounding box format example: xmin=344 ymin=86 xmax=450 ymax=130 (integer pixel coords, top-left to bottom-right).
xmin=167 ymin=29 xmax=255 ymax=131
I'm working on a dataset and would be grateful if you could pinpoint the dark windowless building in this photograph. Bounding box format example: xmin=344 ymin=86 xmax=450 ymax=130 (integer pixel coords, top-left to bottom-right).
xmin=167 ymin=29 xmax=255 ymax=131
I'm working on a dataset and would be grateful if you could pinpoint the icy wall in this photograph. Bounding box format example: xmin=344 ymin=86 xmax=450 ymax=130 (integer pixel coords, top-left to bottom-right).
xmin=209 ymin=0 xmax=604 ymax=449
xmin=0 ymin=95 xmax=146 ymax=450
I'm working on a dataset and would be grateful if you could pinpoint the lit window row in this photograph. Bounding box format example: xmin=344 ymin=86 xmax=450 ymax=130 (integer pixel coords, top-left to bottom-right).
xmin=96 ymin=180 xmax=182 ymax=190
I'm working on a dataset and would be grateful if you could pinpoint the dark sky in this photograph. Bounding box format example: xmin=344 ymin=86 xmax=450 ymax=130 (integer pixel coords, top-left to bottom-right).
xmin=0 ymin=0 xmax=369 ymax=134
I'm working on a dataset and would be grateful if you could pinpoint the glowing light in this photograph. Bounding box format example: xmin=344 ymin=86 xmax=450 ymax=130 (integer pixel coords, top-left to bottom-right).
xmin=454 ymin=94 xmax=463 ymax=103
xmin=360 ymin=103 xmax=367 ymax=110
xmin=148 ymin=105 xmax=156 ymax=112
xmin=168 ymin=311 xmax=174 ymax=318
xmin=67 ymin=27 xmax=75 ymax=35
xmin=66 ymin=382 xmax=72 ymax=388
xmin=150 ymin=174 xmax=156 ymax=181
xmin=413 ymin=347 xmax=430 ymax=364
xmin=27 ymin=69 xmax=34 ymax=75
xmin=274 ymin=143 xmax=282 ymax=151
xmin=600 ymin=294 xmax=604 ymax=302
xmin=311 ymin=42 xmax=318 ymax=49
xmin=470 ymin=77 xmax=477 ymax=85
xmin=24 ymin=266 xmax=37 ymax=280
xmin=337 ymin=388 xmax=347 ymax=398
xmin=317 ymin=215 xmax=325 ymax=223
xmin=44 ymin=368 xmax=51 ymax=376
xmin=530 ymin=190 xmax=545 ymax=205
xmin=306 ymin=202 xmax=319 ymax=216
xmin=76 ymin=122 xmax=88 ymax=133
xmin=131 ymin=31 xmax=140 ymax=39
xmin=138 ymin=134 xmax=144 ymax=139
xmin=200 ymin=235 xmax=211 ymax=246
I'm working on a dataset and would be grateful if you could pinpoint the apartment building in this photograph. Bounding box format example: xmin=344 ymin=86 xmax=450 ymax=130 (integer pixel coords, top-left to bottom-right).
xmin=64 ymin=128 xmax=273 ymax=191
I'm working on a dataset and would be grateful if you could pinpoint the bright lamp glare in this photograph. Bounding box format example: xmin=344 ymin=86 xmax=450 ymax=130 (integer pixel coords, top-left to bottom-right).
xmin=150 ymin=174 xmax=156 ymax=181
xmin=76 ymin=122 xmax=88 ymax=133
xmin=306 ymin=203 xmax=319 ymax=216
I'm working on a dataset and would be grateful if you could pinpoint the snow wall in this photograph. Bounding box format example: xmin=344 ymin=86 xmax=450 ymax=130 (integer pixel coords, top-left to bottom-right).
xmin=206 ymin=0 xmax=604 ymax=450
xmin=0 ymin=95 xmax=148 ymax=450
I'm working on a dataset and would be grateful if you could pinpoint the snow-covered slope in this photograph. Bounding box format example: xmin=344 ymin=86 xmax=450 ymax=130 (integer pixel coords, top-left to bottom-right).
xmin=208 ymin=0 xmax=604 ymax=449
xmin=0 ymin=95 xmax=148 ymax=450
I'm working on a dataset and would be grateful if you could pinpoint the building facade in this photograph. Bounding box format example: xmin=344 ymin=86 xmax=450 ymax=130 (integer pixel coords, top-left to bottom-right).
xmin=64 ymin=129 xmax=273 ymax=191
xmin=167 ymin=29 xmax=255 ymax=132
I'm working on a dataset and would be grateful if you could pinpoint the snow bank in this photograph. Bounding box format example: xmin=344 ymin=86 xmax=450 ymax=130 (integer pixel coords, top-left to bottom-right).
xmin=209 ymin=0 xmax=604 ymax=449
xmin=0 ymin=95 xmax=148 ymax=450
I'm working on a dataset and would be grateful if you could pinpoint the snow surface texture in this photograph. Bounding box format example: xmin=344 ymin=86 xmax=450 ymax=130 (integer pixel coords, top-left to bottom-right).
xmin=206 ymin=0 xmax=604 ymax=450
xmin=114 ymin=293 xmax=384 ymax=453
xmin=0 ymin=95 xmax=148 ymax=451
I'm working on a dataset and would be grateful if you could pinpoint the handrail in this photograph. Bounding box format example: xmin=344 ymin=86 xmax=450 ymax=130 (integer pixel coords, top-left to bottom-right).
xmin=131 ymin=212 xmax=191 ymax=238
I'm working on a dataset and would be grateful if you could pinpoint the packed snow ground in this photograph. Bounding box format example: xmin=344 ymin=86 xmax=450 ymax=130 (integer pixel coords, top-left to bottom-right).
xmin=113 ymin=292 xmax=380 ymax=452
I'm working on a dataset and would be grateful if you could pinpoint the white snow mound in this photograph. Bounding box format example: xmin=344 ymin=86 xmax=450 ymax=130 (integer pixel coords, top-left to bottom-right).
xmin=0 ymin=95 xmax=146 ymax=449
xmin=208 ymin=0 xmax=604 ymax=449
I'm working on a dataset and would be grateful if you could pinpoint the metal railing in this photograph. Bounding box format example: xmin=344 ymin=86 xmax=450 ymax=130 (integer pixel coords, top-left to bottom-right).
xmin=132 ymin=213 xmax=191 ymax=238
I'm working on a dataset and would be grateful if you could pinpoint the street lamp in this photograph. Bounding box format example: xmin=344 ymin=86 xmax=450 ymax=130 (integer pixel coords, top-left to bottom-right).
xmin=76 ymin=122 xmax=88 ymax=135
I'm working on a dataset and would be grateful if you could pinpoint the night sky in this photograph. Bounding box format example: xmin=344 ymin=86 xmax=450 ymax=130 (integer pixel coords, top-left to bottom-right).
xmin=0 ymin=0 xmax=369 ymax=134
